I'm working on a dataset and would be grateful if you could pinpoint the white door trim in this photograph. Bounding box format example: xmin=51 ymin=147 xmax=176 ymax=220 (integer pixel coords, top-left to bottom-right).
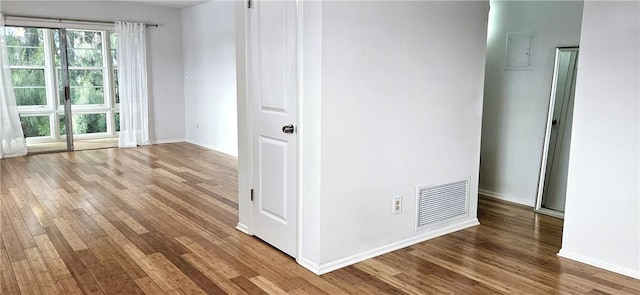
xmin=235 ymin=0 xmax=254 ymax=236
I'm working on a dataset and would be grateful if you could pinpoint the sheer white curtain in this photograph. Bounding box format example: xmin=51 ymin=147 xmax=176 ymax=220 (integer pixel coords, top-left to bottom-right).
xmin=0 ymin=15 xmax=27 ymax=158
xmin=116 ymin=22 xmax=150 ymax=148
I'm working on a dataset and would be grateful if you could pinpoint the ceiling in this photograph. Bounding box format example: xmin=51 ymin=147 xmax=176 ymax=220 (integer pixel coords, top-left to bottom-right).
xmin=12 ymin=0 xmax=210 ymax=9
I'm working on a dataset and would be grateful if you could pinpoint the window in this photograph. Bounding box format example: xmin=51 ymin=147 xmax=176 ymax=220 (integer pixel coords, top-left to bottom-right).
xmin=7 ymin=26 xmax=119 ymax=140
xmin=7 ymin=27 xmax=47 ymax=107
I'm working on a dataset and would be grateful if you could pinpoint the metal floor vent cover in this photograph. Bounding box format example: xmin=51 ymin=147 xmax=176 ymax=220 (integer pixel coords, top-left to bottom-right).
xmin=416 ymin=180 xmax=468 ymax=230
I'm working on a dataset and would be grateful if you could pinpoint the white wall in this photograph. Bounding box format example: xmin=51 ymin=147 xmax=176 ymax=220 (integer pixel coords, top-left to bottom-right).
xmin=237 ymin=1 xmax=489 ymax=274
xmin=560 ymin=1 xmax=640 ymax=279
xmin=0 ymin=1 xmax=186 ymax=143
xmin=480 ymin=0 xmax=583 ymax=205
xmin=298 ymin=0 xmax=323 ymax=269
xmin=182 ymin=1 xmax=238 ymax=156
xmin=317 ymin=0 xmax=488 ymax=268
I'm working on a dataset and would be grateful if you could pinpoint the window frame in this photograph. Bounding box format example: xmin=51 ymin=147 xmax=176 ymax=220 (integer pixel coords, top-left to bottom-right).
xmin=8 ymin=26 xmax=120 ymax=142
xmin=7 ymin=27 xmax=51 ymax=110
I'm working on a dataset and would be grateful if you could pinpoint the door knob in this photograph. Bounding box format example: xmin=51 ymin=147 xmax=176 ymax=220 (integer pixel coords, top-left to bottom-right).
xmin=282 ymin=124 xmax=295 ymax=134
xmin=552 ymin=119 xmax=558 ymax=126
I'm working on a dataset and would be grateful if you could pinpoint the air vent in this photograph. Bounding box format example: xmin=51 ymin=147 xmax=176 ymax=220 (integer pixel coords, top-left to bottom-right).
xmin=416 ymin=180 xmax=468 ymax=230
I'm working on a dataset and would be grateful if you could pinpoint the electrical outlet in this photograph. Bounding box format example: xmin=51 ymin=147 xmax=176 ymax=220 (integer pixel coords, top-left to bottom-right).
xmin=196 ymin=123 xmax=199 ymax=129
xmin=392 ymin=196 xmax=402 ymax=215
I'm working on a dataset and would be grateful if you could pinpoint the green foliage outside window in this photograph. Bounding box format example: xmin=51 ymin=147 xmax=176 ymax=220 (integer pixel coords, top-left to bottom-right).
xmin=11 ymin=69 xmax=46 ymax=106
xmin=20 ymin=116 xmax=50 ymax=137
xmin=59 ymin=113 xmax=107 ymax=135
xmin=58 ymin=70 xmax=105 ymax=105
xmin=6 ymin=27 xmax=45 ymax=66
xmin=54 ymin=30 xmax=103 ymax=67
xmin=115 ymin=112 xmax=120 ymax=132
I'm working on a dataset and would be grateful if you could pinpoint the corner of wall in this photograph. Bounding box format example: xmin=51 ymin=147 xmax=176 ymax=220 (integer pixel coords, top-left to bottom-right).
xmin=298 ymin=0 xmax=323 ymax=270
xmin=297 ymin=257 xmax=322 ymax=275
xmin=478 ymin=188 xmax=535 ymax=207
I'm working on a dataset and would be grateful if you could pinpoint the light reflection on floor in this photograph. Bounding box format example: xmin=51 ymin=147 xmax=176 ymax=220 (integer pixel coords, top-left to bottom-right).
xmin=27 ymin=138 xmax=118 ymax=154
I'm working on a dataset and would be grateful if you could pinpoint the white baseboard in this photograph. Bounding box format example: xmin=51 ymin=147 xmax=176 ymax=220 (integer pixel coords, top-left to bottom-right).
xmin=478 ymin=188 xmax=533 ymax=207
xmin=297 ymin=256 xmax=321 ymax=275
xmin=150 ymin=138 xmax=186 ymax=144
xmin=558 ymin=249 xmax=640 ymax=280
xmin=185 ymin=140 xmax=238 ymax=157
xmin=315 ymin=218 xmax=479 ymax=275
xmin=235 ymin=223 xmax=250 ymax=235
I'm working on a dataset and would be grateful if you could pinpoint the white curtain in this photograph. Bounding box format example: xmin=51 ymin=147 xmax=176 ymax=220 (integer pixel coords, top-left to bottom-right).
xmin=116 ymin=22 xmax=150 ymax=148
xmin=0 ymin=15 xmax=27 ymax=158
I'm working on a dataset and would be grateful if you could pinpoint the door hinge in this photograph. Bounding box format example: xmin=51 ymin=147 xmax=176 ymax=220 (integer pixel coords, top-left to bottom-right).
xmin=250 ymin=189 xmax=254 ymax=202
xmin=248 ymin=0 xmax=252 ymax=9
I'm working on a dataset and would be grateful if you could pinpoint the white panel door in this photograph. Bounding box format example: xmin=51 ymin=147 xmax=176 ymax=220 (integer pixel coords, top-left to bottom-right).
xmin=249 ymin=0 xmax=298 ymax=257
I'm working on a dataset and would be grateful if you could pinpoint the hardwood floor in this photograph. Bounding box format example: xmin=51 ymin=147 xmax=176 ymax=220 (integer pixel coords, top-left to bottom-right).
xmin=26 ymin=138 xmax=119 ymax=154
xmin=1 ymin=143 xmax=638 ymax=294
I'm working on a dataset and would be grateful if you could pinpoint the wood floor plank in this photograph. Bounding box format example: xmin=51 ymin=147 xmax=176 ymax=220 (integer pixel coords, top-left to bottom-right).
xmin=23 ymin=247 xmax=61 ymax=295
xmin=55 ymin=277 xmax=83 ymax=295
xmin=140 ymin=234 xmax=226 ymax=294
xmin=2 ymin=206 xmax=27 ymax=262
xmin=409 ymin=245 xmax=553 ymax=293
xmin=110 ymin=273 xmax=146 ymax=295
xmin=8 ymin=188 xmax=28 ymax=210
xmin=95 ymin=236 xmax=147 ymax=280
xmin=593 ymin=271 xmax=640 ymax=292
xmin=51 ymin=217 xmax=88 ymax=251
xmin=74 ymin=248 xmax=127 ymax=294
xmin=249 ymin=275 xmax=289 ymax=295
xmin=11 ymin=259 xmax=42 ymax=295
xmin=19 ymin=207 xmax=47 ymax=237
xmin=230 ymin=275 xmax=268 ymax=295
xmin=175 ymin=235 xmax=241 ymax=279
xmin=353 ymin=262 xmax=425 ymax=295
xmin=147 ymin=252 xmax=207 ymax=295
xmin=135 ymin=255 xmax=180 ymax=293
xmin=25 ymin=202 xmax=53 ymax=230
xmin=32 ymin=234 xmax=72 ymax=281
xmin=134 ymin=276 xmax=166 ymax=295
xmin=2 ymin=143 xmax=637 ymax=295
xmin=147 ymin=184 xmax=232 ymax=238
xmin=42 ymin=226 xmax=103 ymax=295
xmin=1 ymin=248 xmax=22 ymax=294
xmin=181 ymin=253 xmax=250 ymax=295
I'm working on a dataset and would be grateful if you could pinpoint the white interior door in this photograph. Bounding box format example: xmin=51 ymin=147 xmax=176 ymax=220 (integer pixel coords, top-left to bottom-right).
xmin=248 ymin=0 xmax=298 ymax=257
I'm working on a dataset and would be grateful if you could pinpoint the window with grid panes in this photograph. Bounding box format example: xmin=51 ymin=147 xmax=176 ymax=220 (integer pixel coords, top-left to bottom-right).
xmin=7 ymin=26 xmax=120 ymax=139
